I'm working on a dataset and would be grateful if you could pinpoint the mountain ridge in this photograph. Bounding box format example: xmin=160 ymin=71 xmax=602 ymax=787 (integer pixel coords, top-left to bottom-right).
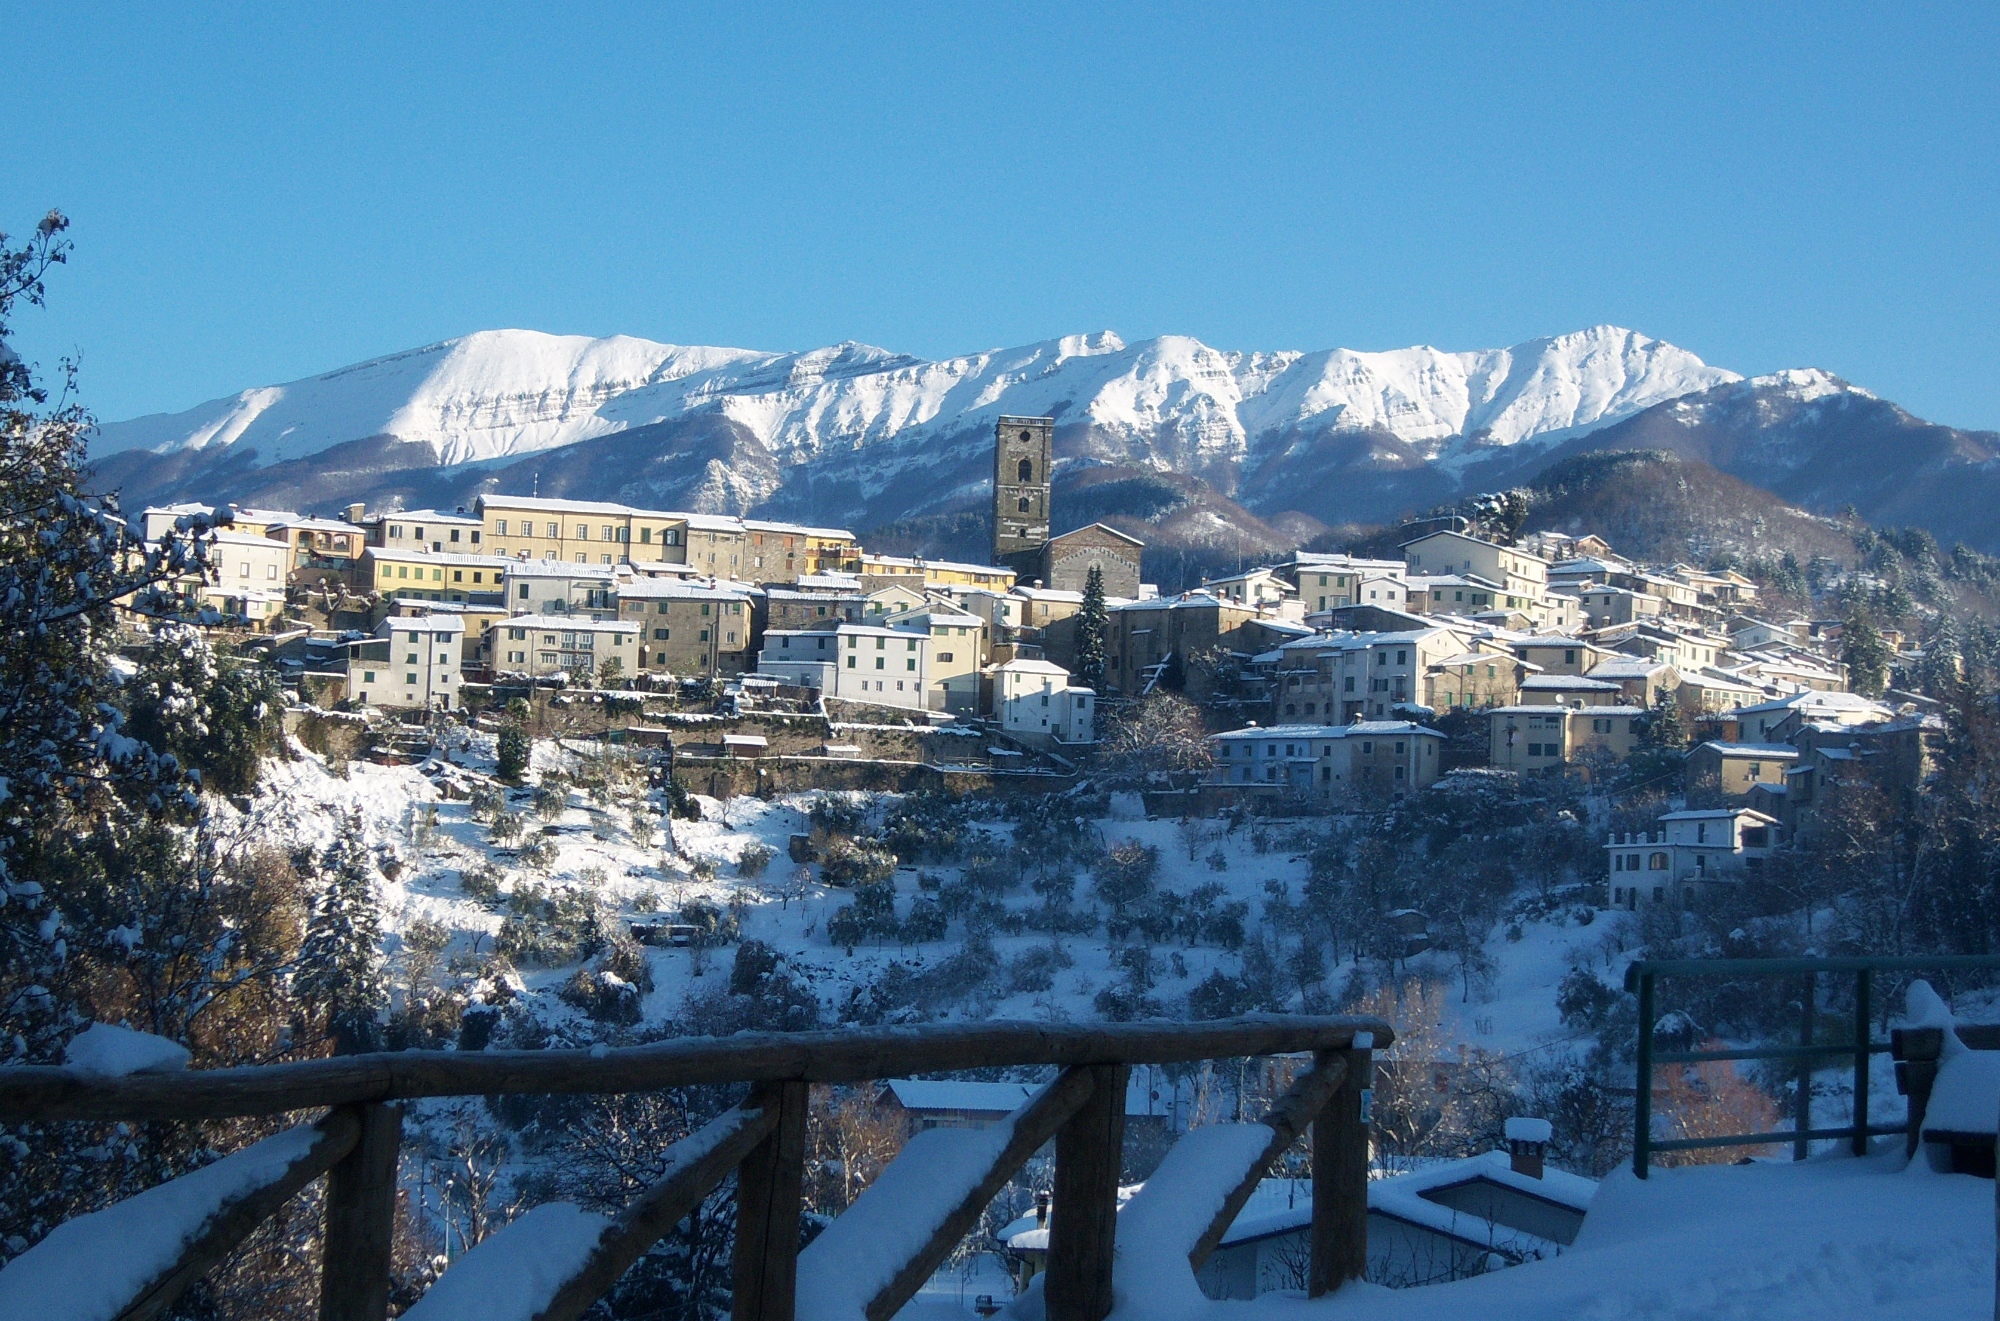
xmin=87 ymin=324 xmax=2000 ymax=562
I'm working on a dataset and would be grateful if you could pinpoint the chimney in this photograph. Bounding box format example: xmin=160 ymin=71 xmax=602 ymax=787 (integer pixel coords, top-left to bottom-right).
xmin=1035 ymin=1192 xmax=1049 ymax=1227
xmin=1505 ymin=1117 xmax=1551 ymax=1179
xmin=346 ymin=502 xmax=365 ymax=524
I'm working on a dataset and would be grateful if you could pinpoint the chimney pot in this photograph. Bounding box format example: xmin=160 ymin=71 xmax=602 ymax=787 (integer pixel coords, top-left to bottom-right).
xmin=1035 ymin=1192 xmax=1049 ymax=1227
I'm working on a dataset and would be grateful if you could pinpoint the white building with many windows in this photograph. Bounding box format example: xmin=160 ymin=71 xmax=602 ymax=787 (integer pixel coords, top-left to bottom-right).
xmin=488 ymin=616 xmax=641 ymax=682
xmin=348 ymin=612 xmax=465 ymax=710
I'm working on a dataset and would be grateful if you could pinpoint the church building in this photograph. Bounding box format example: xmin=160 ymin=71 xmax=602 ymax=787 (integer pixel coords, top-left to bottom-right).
xmin=991 ymin=415 xmax=1143 ymax=599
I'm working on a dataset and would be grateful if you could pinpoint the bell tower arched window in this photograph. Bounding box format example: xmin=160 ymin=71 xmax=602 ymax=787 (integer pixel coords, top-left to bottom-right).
xmin=1018 ymin=458 xmax=1034 ymax=482
xmin=1018 ymin=497 xmax=1030 ymax=512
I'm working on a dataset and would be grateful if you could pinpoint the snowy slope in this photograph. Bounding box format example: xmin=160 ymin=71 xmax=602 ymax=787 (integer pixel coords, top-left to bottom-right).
xmin=96 ymin=326 xmax=1735 ymax=478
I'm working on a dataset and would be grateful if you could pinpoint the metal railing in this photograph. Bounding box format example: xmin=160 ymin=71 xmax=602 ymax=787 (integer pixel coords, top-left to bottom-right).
xmin=1625 ymin=954 xmax=2000 ymax=1178
xmin=0 ymin=1014 xmax=1387 ymax=1321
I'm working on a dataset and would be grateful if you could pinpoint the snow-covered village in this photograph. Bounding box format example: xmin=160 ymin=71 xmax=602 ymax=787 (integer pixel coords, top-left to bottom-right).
xmin=6 ymin=11 xmax=2000 ymax=1321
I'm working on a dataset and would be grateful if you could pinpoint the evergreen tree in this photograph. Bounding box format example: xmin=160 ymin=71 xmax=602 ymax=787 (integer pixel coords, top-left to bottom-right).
xmin=1074 ymin=564 xmax=1108 ymax=695
xmin=1841 ymin=614 xmax=1892 ymax=698
xmin=124 ymin=622 xmax=285 ymax=796
xmin=1 ymin=213 xmax=206 ymax=1061
xmin=496 ymin=721 xmax=531 ymax=783
xmin=1916 ymin=615 xmax=1963 ymax=697
xmin=297 ymin=813 xmax=387 ymax=1054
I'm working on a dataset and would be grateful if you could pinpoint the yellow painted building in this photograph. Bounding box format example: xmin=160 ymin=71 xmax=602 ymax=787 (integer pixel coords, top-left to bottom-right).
xmin=471 ymin=495 xmax=857 ymax=579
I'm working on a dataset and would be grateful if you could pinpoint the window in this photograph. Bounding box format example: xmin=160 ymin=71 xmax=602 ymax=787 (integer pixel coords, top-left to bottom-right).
xmin=937 ymin=652 xmax=953 ymax=663
xmin=846 ymin=655 xmax=856 ymax=668
xmin=875 ymin=656 xmax=885 ymax=670
xmin=1649 ymin=853 xmax=1669 ymax=870
xmin=602 ymin=526 xmax=614 ymax=541
xmin=576 ymin=524 xmax=589 ymax=540
xmin=1018 ymin=457 xmax=1034 ymax=482
xmin=640 ymin=528 xmax=652 ymax=544
xmin=1527 ymin=742 xmax=1543 ymax=756
xmin=405 ymin=673 xmax=417 ymax=684
xmin=1018 ymin=496 xmax=1030 ymax=513
xmin=496 ymin=519 xmax=508 ymax=535
xmin=363 ymin=671 xmax=376 ymax=683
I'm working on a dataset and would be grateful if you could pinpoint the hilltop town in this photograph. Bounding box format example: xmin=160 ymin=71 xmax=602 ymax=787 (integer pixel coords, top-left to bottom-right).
xmin=135 ymin=411 xmax=1940 ymax=925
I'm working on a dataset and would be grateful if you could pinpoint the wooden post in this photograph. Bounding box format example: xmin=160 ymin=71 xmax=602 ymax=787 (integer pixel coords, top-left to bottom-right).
xmin=1310 ymin=1045 xmax=1369 ymax=1296
xmin=1853 ymin=968 xmax=1871 ymax=1157
xmin=1633 ymin=971 xmax=1655 ymax=1178
xmin=1045 ymin=1063 xmax=1126 ymax=1321
xmin=733 ymin=1079 xmax=807 ymax=1321
xmin=1795 ymin=973 xmax=1815 ymax=1162
xmin=320 ymin=1102 xmax=403 ymax=1321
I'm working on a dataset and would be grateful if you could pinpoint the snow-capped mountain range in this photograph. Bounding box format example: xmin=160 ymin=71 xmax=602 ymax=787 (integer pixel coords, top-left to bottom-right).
xmin=89 ymin=324 xmax=2000 ymax=555
xmin=96 ymin=324 xmax=1726 ymax=483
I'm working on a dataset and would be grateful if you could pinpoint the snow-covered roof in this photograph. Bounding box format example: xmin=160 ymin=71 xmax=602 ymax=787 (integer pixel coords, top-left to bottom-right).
xmin=1135 ymin=1151 xmax=1597 ymax=1254
xmin=1658 ymin=808 xmax=1777 ymax=823
xmin=997 ymin=658 xmax=1071 ymax=676
xmin=1521 ymin=675 xmax=1624 ymax=692
xmin=478 ymin=493 xmax=644 ymax=517
xmin=1586 ymin=659 xmax=1675 ymax=678
xmin=1693 ymin=741 xmax=1799 ymax=758
xmin=1491 ymin=704 xmax=1642 ymax=716
xmin=505 ymin=560 xmax=619 ymax=580
xmin=616 ymin=577 xmax=750 ymax=601
xmin=1209 ymin=721 xmax=1440 ymax=742
xmin=1730 ymin=691 xmax=1885 ymax=718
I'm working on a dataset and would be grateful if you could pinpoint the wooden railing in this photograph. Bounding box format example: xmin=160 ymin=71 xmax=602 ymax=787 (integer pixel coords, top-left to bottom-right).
xmin=0 ymin=1015 xmax=1389 ymax=1321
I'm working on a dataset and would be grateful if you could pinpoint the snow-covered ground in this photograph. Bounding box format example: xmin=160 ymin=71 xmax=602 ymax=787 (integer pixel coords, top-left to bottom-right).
xmin=231 ymin=738 xmax=1988 ymax=1321
xmin=1256 ymin=1155 xmax=1988 ymax=1321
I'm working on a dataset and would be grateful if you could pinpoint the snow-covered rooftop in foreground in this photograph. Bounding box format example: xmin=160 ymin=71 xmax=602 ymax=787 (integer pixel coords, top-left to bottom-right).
xmin=963 ymin=1154 xmax=1990 ymax=1321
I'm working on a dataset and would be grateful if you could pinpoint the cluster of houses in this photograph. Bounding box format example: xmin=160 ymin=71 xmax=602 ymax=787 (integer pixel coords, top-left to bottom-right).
xmin=142 ymin=419 xmax=1943 ymax=891
xmin=136 ymin=489 xmax=1130 ymax=748
xmin=1174 ymin=526 xmax=1941 ymax=912
xmin=133 ymin=418 xmax=1158 ymax=750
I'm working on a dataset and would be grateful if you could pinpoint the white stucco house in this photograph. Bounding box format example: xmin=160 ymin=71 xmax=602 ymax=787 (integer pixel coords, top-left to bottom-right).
xmin=995 ymin=658 xmax=1095 ymax=749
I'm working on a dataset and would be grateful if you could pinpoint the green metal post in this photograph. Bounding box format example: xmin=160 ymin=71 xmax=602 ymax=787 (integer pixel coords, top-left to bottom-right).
xmin=1853 ymin=968 xmax=1871 ymax=1157
xmin=1796 ymin=973 xmax=1815 ymax=1162
xmin=1634 ymin=971 xmax=1655 ymax=1179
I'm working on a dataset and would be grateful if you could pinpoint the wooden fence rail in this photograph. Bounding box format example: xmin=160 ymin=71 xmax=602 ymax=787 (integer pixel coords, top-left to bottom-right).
xmin=0 ymin=1014 xmax=1389 ymax=1321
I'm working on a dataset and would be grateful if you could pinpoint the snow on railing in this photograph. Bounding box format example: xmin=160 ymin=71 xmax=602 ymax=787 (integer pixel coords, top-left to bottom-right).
xmin=0 ymin=1016 xmax=1388 ymax=1321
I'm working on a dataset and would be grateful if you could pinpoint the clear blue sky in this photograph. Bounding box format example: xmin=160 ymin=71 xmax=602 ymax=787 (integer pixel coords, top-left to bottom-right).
xmin=5 ymin=4 xmax=1997 ymax=429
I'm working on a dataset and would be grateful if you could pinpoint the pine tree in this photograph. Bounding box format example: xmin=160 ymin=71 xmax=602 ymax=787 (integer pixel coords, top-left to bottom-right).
xmin=1916 ymin=615 xmax=1963 ymax=698
xmin=1075 ymin=564 xmax=1108 ymax=694
xmin=1841 ymin=614 xmax=1892 ymax=698
xmin=1 ymin=213 xmax=205 ymax=1061
xmin=297 ymin=812 xmax=386 ymax=1054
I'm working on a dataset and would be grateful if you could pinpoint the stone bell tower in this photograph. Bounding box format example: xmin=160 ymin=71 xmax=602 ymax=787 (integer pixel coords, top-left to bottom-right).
xmin=993 ymin=415 xmax=1053 ymax=570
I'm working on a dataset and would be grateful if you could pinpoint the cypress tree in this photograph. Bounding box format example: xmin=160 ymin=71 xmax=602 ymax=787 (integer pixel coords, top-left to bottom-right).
xmin=496 ymin=721 xmax=531 ymax=783
xmin=1075 ymin=564 xmax=1108 ymax=694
